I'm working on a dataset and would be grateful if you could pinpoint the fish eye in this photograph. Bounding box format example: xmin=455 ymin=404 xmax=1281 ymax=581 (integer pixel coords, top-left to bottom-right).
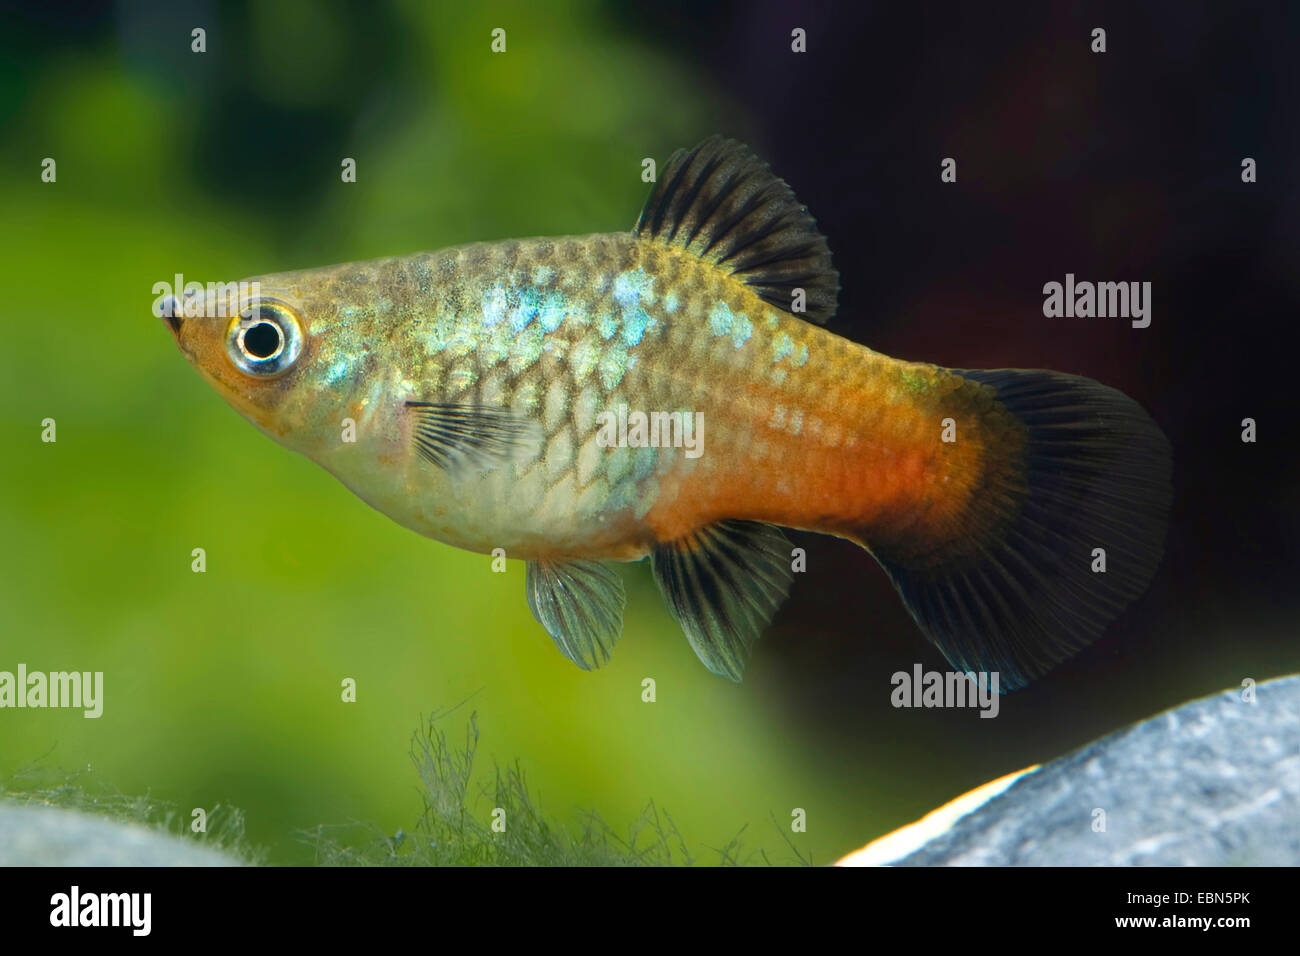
xmin=243 ymin=320 xmax=282 ymax=358
xmin=227 ymin=300 xmax=303 ymax=377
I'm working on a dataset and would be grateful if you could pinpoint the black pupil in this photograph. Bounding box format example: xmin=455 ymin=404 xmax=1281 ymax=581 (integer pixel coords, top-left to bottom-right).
xmin=244 ymin=321 xmax=281 ymax=359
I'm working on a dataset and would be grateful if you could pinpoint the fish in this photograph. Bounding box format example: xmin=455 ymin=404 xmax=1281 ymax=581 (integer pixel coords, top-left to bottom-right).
xmin=162 ymin=136 xmax=1172 ymax=689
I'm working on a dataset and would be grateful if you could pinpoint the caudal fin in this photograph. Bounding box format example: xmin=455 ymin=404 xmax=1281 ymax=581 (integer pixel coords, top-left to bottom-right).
xmin=870 ymin=369 xmax=1172 ymax=690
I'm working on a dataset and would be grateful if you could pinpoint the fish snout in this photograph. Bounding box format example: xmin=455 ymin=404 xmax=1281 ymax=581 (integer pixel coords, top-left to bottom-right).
xmin=159 ymin=294 xmax=183 ymax=335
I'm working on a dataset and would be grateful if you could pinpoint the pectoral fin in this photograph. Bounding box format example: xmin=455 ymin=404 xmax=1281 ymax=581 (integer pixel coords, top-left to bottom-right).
xmin=526 ymin=559 xmax=627 ymax=670
xmin=405 ymin=402 xmax=543 ymax=473
xmin=650 ymin=520 xmax=794 ymax=682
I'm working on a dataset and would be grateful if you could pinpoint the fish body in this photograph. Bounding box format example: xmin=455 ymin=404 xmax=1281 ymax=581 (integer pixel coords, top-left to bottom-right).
xmin=166 ymin=137 xmax=1171 ymax=686
xmin=218 ymin=234 xmax=975 ymax=561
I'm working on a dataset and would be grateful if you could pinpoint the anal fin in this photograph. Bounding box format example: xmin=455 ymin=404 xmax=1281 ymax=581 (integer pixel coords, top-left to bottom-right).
xmin=526 ymin=559 xmax=627 ymax=671
xmin=650 ymin=520 xmax=794 ymax=682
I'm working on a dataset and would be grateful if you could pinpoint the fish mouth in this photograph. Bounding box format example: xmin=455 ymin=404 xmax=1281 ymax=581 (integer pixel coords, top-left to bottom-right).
xmin=159 ymin=295 xmax=183 ymax=335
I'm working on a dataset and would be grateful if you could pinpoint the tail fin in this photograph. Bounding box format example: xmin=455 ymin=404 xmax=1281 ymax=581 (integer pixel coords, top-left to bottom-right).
xmin=870 ymin=369 xmax=1172 ymax=690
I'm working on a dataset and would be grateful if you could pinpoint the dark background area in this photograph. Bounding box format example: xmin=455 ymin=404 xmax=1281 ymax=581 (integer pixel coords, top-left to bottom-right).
xmin=622 ymin=0 xmax=1300 ymax=778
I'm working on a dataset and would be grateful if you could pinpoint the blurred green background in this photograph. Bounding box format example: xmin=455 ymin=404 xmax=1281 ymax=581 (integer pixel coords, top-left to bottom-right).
xmin=0 ymin=0 xmax=861 ymax=865
xmin=2 ymin=1 xmax=1296 ymax=866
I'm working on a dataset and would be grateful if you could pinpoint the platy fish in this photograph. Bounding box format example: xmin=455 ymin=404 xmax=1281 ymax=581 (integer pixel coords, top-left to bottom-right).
xmin=163 ymin=137 xmax=1171 ymax=688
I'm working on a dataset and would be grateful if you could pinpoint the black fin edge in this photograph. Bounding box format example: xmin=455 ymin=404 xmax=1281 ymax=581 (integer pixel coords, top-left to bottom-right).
xmin=874 ymin=370 xmax=1172 ymax=691
xmin=635 ymin=136 xmax=840 ymax=325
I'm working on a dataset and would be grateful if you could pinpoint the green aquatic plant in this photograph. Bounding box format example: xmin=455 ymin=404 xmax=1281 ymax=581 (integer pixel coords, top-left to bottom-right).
xmin=304 ymin=707 xmax=799 ymax=866
xmin=4 ymin=709 xmax=809 ymax=866
xmin=2 ymin=763 xmax=260 ymax=865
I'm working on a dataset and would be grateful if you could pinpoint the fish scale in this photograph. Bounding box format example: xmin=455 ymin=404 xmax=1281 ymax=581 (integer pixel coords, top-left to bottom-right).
xmin=361 ymin=233 xmax=789 ymax=556
xmin=165 ymin=135 xmax=1171 ymax=687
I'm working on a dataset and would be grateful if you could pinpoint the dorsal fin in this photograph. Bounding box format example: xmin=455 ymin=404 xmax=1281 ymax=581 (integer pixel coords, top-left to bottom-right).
xmin=634 ymin=136 xmax=840 ymax=324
